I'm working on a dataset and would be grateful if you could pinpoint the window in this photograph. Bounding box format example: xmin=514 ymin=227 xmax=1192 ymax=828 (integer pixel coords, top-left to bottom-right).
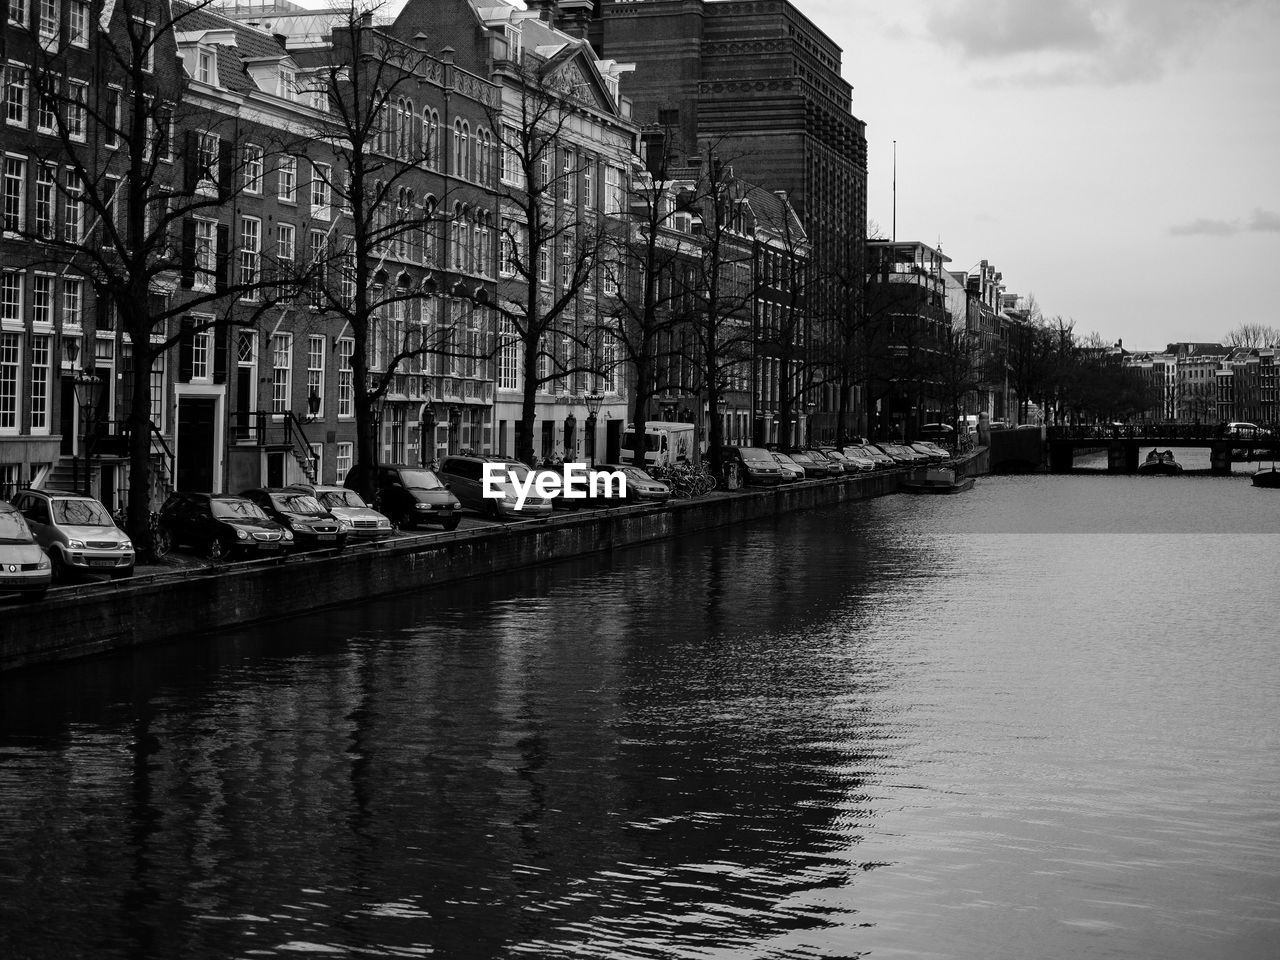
xmin=604 ymin=164 xmax=623 ymax=213
xmin=560 ymin=242 xmax=572 ymax=288
xmin=4 ymin=64 xmax=28 ymax=126
xmin=271 ymin=334 xmax=291 ymax=414
xmin=197 ymin=48 xmax=216 ymax=84
xmin=500 ymin=125 xmax=523 ymax=186
xmin=310 ymin=162 xmax=331 ymax=219
xmin=306 ymin=335 xmax=324 ymax=414
xmin=238 ymin=216 xmax=261 ymax=292
xmin=242 ymin=144 xmax=263 ymax=194
xmin=278 ymin=66 xmax=296 ymax=100
xmin=537 ymin=244 xmax=550 ymax=285
xmin=196 ymin=131 xmax=219 ymax=192
xmin=2 ymin=155 xmax=24 ymax=234
xmin=7 ymin=0 xmax=28 ymax=29
xmin=191 ymin=327 xmax=211 ymax=381
xmin=276 ymin=222 xmax=295 ymax=264
xmin=337 ymin=337 xmax=353 ymax=418
xmin=422 ymin=109 xmax=439 ymax=169
xmin=1 ymin=271 xmax=20 ymax=322
xmin=562 ymin=149 xmax=575 ymax=205
xmin=498 ymin=318 xmax=519 ymax=390
xmin=133 ymin=18 xmax=155 ymax=73
xmin=335 ymin=442 xmax=353 ymax=483
xmin=499 ymin=219 xmax=520 ymax=277
xmin=67 ymin=82 xmax=87 ymax=141
xmin=67 ymin=0 xmax=86 ymax=45
xmin=582 ymin=157 xmax=594 ymax=209
xmin=193 ymin=219 xmax=216 ymax=288
xmin=36 ymin=88 xmax=55 ymax=133
xmin=104 ymin=89 xmax=121 ymax=147
xmin=28 ymin=332 xmax=48 ymax=435
xmin=278 ymin=155 xmax=296 ymax=202
xmin=38 ymin=0 xmax=57 ymax=45
xmin=31 ymin=274 xmax=52 ymax=326
xmin=62 ymin=277 xmax=82 ymax=327
xmin=63 ymin=170 xmax=83 ymax=242
xmin=0 ymin=333 xmax=19 ymax=432
xmin=34 ymin=164 xmax=54 ymax=238
xmin=308 ymin=229 xmax=327 ymax=305
xmin=453 ymin=120 xmax=467 ymax=177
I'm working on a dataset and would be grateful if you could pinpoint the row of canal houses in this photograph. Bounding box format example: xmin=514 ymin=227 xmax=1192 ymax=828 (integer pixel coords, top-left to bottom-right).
xmin=1 ymin=0 xmax=816 ymax=508
xmin=1125 ymin=342 xmax=1279 ymax=425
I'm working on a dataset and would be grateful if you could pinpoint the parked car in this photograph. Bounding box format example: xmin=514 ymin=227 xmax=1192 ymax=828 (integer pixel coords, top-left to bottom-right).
xmin=788 ymin=449 xmax=837 ymax=477
xmin=439 ymin=455 xmax=554 ymax=520
xmin=288 ymin=484 xmax=394 ymax=541
xmin=914 ymin=440 xmax=953 ymax=460
xmin=770 ymin=452 xmax=806 ymax=482
xmin=907 ymin=442 xmax=948 ymax=462
xmin=721 ymin=446 xmax=786 ymax=486
xmin=1226 ymin=422 xmax=1263 ymax=439
xmin=349 ymin=465 xmax=462 ymax=531
xmin=241 ymin=488 xmax=348 ymax=552
xmin=159 ymin=492 xmax=293 ymax=561
xmin=12 ymin=488 xmax=134 ymax=580
xmin=0 ymin=501 xmax=52 ymax=601
xmin=874 ymin=443 xmax=928 ymax=464
xmin=802 ymin=449 xmax=848 ymax=477
xmin=918 ymin=423 xmax=955 ymax=442
xmin=850 ymin=444 xmax=896 ymax=468
xmin=596 ymin=464 xmax=673 ymax=503
xmin=822 ymin=447 xmax=875 ymax=472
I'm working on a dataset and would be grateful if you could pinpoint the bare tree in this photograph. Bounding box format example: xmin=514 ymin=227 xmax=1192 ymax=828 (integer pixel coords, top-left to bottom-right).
xmin=304 ymin=6 xmax=496 ymax=498
xmin=1224 ymin=323 xmax=1280 ymax=348
xmin=487 ymin=50 xmax=619 ymax=466
xmin=13 ymin=0 xmax=307 ymax=551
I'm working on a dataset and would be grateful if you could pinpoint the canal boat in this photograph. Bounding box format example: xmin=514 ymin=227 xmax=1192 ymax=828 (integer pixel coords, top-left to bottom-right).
xmin=900 ymin=466 xmax=975 ymax=495
xmin=1137 ymin=450 xmax=1183 ymax=475
xmin=1252 ymin=465 xmax=1280 ymax=488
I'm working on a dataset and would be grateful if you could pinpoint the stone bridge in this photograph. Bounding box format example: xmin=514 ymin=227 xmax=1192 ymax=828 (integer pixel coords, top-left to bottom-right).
xmin=1046 ymin=424 xmax=1279 ymax=474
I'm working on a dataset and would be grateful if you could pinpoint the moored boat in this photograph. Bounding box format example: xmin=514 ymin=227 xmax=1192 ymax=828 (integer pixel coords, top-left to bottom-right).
xmin=901 ymin=466 xmax=975 ymax=495
xmin=1137 ymin=449 xmax=1183 ymax=475
xmin=1253 ymin=466 xmax=1280 ymax=488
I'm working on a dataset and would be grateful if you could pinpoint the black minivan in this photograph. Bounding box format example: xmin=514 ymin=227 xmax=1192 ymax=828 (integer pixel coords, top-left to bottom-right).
xmin=348 ymin=465 xmax=462 ymax=531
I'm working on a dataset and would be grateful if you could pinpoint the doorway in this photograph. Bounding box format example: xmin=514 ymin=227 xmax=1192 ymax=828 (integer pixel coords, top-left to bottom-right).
xmin=176 ymin=397 xmax=217 ymax=491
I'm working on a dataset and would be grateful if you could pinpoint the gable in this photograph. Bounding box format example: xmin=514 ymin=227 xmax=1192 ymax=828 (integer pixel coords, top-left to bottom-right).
xmin=542 ymin=46 xmax=619 ymax=117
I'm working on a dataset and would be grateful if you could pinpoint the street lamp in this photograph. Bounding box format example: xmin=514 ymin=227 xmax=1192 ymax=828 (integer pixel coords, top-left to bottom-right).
xmin=584 ymin=393 xmax=603 ymax=465
xmin=563 ymin=410 xmax=577 ymax=462
xmin=302 ymin=387 xmax=321 ymax=423
xmin=73 ymin=369 xmax=102 ymax=497
xmin=419 ymin=405 xmax=437 ymax=467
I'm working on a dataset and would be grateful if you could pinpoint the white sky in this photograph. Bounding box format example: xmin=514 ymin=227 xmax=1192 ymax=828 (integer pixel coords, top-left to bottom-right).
xmin=803 ymin=0 xmax=1280 ymax=348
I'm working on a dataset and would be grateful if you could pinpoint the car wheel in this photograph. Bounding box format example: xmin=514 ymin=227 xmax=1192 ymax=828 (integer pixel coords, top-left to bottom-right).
xmin=442 ymin=517 xmax=460 ymax=531
xmin=205 ymin=537 xmax=229 ymax=562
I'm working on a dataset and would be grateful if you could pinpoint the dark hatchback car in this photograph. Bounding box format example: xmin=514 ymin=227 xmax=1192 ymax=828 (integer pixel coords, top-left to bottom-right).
xmin=349 ymin=465 xmax=461 ymax=531
xmin=159 ymin=493 xmax=293 ymax=561
xmin=241 ymin=488 xmax=348 ymax=552
xmin=721 ymin=446 xmax=785 ymax=486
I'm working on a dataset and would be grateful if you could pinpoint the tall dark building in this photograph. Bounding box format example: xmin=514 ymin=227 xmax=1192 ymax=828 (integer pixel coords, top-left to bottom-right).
xmin=589 ymin=0 xmax=868 ymax=436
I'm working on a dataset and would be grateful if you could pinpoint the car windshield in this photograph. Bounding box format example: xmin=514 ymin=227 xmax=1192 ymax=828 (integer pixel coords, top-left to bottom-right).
xmin=738 ymin=447 xmax=773 ymax=461
xmin=0 ymin=510 xmax=34 ymax=544
xmin=621 ymin=466 xmax=653 ymax=482
xmin=272 ymin=493 xmax=328 ymax=516
xmin=397 ymin=469 xmax=445 ymax=491
xmin=321 ymin=490 xmax=367 ymax=509
xmin=52 ymin=498 xmax=113 ymax=526
xmin=501 ymin=463 xmax=531 ymax=482
xmin=211 ymin=499 xmax=269 ymax=521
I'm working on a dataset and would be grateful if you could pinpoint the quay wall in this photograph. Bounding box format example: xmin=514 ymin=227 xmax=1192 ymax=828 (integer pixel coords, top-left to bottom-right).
xmin=1 ymin=453 xmax=984 ymax=672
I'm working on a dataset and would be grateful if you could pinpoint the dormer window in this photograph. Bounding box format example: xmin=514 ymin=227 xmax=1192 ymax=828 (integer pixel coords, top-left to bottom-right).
xmin=278 ymin=66 xmax=296 ymax=101
xmin=197 ymin=48 xmax=216 ymax=84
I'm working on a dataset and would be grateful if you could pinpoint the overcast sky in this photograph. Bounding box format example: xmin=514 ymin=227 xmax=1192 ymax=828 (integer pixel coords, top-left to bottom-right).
xmin=803 ymin=0 xmax=1280 ymax=348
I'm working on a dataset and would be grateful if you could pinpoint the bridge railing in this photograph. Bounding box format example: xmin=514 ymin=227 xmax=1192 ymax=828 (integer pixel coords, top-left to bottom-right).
xmin=1049 ymin=422 xmax=1228 ymax=442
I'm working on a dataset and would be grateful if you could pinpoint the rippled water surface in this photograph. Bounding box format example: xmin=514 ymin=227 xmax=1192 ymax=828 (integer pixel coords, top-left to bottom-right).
xmin=2 ymin=471 xmax=1279 ymax=959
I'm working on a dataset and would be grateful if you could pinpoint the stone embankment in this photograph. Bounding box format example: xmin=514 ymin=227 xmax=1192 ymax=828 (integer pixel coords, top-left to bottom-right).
xmin=0 ymin=449 xmax=988 ymax=672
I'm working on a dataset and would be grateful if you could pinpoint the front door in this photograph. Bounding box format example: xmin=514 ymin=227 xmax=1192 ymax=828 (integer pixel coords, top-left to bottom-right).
xmin=176 ymin=398 xmax=217 ymax=491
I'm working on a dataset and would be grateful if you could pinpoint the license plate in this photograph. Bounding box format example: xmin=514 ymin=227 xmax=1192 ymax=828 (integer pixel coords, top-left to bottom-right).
xmin=89 ymin=559 xmax=116 ymax=567
xmin=317 ymin=534 xmax=336 ymax=541
xmin=258 ymin=542 xmax=281 ymax=550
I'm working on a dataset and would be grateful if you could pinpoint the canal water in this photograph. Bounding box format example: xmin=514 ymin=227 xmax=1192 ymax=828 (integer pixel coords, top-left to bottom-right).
xmin=2 ymin=468 xmax=1278 ymax=959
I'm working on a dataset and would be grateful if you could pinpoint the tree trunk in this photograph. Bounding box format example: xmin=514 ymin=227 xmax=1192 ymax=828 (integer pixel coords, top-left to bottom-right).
xmin=125 ymin=331 xmax=156 ymax=556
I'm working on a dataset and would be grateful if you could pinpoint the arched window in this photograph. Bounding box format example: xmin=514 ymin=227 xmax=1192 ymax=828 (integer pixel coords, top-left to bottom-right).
xmin=422 ymin=108 xmax=438 ymax=168
xmin=478 ymin=129 xmax=492 ymax=185
xmin=422 ymin=194 xmax=438 ymax=265
xmin=451 ymin=202 xmax=465 ymax=270
xmin=374 ymin=89 xmax=389 ymax=154
xmin=397 ymin=97 xmax=414 ymax=158
xmin=452 ymin=120 xmax=465 ymax=176
xmin=461 ymin=122 xmax=471 ymax=180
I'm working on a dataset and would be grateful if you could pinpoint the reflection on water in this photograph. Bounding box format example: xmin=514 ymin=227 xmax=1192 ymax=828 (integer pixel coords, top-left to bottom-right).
xmin=1 ymin=474 xmax=1279 ymax=959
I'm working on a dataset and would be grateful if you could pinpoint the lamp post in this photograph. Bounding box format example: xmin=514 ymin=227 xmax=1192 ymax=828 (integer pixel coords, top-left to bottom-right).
xmin=419 ymin=405 xmax=437 ymax=467
xmin=584 ymin=393 xmax=603 ymax=465
xmin=563 ymin=410 xmax=577 ymax=462
xmin=73 ymin=369 xmax=101 ymax=497
xmin=302 ymin=388 xmax=321 ymax=422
